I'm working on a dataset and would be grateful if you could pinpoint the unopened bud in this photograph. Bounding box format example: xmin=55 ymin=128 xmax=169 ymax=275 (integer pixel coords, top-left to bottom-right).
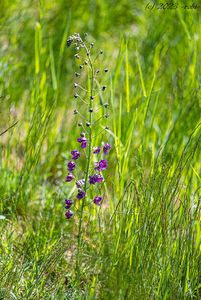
xmin=100 ymin=50 xmax=103 ymax=54
xmin=104 ymin=68 xmax=109 ymax=72
xmin=90 ymin=42 xmax=94 ymax=48
xmin=105 ymin=125 xmax=109 ymax=130
xmin=78 ymin=122 xmax=83 ymax=127
xmin=89 ymin=108 xmax=93 ymax=112
xmin=74 ymin=83 xmax=78 ymax=88
xmin=75 ymin=72 xmax=80 ymax=77
xmin=74 ymin=109 xmax=78 ymax=115
xmin=86 ymin=122 xmax=90 ymax=127
xmin=79 ymin=65 xmax=83 ymax=69
xmin=104 ymin=103 xmax=109 ymax=108
xmin=80 ymin=132 xmax=85 ymax=137
xmin=74 ymin=94 xmax=79 ymax=98
xmin=90 ymin=96 xmax=94 ymax=100
xmin=67 ymin=37 xmax=73 ymax=47
xmin=102 ymin=86 xmax=106 ymax=91
xmin=74 ymin=54 xmax=80 ymax=59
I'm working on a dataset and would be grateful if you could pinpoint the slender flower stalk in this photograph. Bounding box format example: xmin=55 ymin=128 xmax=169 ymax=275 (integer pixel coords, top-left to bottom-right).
xmin=64 ymin=33 xmax=112 ymax=278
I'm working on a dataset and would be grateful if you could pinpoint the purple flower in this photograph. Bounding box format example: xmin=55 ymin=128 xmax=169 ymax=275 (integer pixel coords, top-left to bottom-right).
xmin=65 ymin=210 xmax=73 ymax=219
xmin=68 ymin=161 xmax=76 ymax=171
xmin=95 ymin=160 xmax=108 ymax=171
xmin=77 ymin=190 xmax=86 ymax=199
xmin=65 ymin=173 xmax=75 ymax=182
xmin=76 ymin=179 xmax=85 ymax=188
xmin=103 ymin=143 xmax=112 ymax=154
xmin=93 ymin=196 xmax=102 ymax=206
xmin=89 ymin=174 xmax=104 ymax=185
xmin=71 ymin=150 xmax=80 ymax=160
xmin=77 ymin=135 xmax=88 ymax=148
xmin=93 ymin=146 xmax=101 ymax=154
xmin=65 ymin=199 xmax=73 ymax=209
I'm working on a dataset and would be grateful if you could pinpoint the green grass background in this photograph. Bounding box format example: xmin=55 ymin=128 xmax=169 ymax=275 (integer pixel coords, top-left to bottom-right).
xmin=0 ymin=0 xmax=200 ymax=299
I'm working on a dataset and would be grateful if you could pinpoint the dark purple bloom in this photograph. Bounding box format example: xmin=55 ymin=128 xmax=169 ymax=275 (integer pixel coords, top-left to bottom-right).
xmin=65 ymin=199 xmax=73 ymax=209
xmin=68 ymin=161 xmax=76 ymax=171
xmin=71 ymin=150 xmax=80 ymax=160
xmin=93 ymin=196 xmax=102 ymax=206
xmin=93 ymin=146 xmax=101 ymax=154
xmin=76 ymin=179 xmax=85 ymax=188
xmin=65 ymin=173 xmax=75 ymax=182
xmin=77 ymin=135 xmax=88 ymax=148
xmin=65 ymin=210 xmax=73 ymax=219
xmin=77 ymin=190 xmax=86 ymax=199
xmin=103 ymin=143 xmax=112 ymax=154
xmin=95 ymin=160 xmax=108 ymax=171
xmin=89 ymin=174 xmax=103 ymax=185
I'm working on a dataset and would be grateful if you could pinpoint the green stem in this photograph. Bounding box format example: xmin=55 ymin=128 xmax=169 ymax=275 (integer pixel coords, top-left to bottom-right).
xmin=76 ymin=46 xmax=94 ymax=279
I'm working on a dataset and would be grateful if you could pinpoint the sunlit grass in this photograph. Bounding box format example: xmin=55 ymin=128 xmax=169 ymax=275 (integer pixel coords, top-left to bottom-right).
xmin=0 ymin=1 xmax=200 ymax=299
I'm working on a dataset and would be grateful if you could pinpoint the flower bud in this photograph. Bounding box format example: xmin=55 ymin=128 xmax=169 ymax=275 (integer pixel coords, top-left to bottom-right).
xmin=80 ymin=132 xmax=85 ymax=137
xmin=78 ymin=122 xmax=83 ymax=127
xmin=79 ymin=65 xmax=83 ymax=69
xmin=75 ymin=72 xmax=80 ymax=77
xmin=74 ymin=94 xmax=78 ymax=98
xmin=67 ymin=37 xmax=73 ymax=47
xmin=102 ymin=86 xmax=106 ymax=91
xmin=104 ymin=68 xmax=109 ymax=72
xmin=74 ymin=109 xmax=78 ymax=115
xmin=104 ymin=103 xmax=109 ymax=108
xmin=89 ymin=108 xmax=93 ymax=113
xmin=86 ymin=122 xmax=90 ymax=127
xmin=74 ymin=54 xmax=80 ymax=59
xmin=90 ymin=42 xmax=94 ymax=48
xmin=74 ymin=83 xmax=78 ymax=88
xmin=90 ymin=96 xmax=94 ymax=100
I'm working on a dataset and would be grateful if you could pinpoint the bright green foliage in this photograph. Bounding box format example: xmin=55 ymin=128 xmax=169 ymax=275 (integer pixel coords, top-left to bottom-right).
xmin=0 ymin=1 xmax=200 ymax=299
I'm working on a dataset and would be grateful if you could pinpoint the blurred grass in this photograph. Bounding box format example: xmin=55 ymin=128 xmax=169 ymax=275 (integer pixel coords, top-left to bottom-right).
xmin=0 ymin=0 xmax=201 ymax=299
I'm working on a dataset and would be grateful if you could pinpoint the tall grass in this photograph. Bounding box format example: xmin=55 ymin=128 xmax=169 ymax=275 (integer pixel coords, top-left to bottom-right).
xmin=0 ymin=1 xmax=200 ymax=299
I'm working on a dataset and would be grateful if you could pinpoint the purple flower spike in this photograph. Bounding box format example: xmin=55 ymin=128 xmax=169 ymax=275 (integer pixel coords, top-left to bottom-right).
xmin=66 ymin=173 xmax=74 ymax=182
xmin=76 ymin=179 xmax=85 ymax=188
xmin=95 ymin=159 xmax=108 ymax=171
xmin=68 ymin=161 xmax=76 ymax=171
xmin=65 ymin=210 xmax=73 ymax=219
xmin=77 ymin=190 xmax=86 ymax=199
xmin=71 ymin=150 xmax=80 ymax=160
xmin=103 ymin=143 xmax=112 ymax=154
xmin=89 ymin=174 xmax=104 ymax=185
xmin=65 ymin=199 xmax=73 ymax=209
xmin=93 ymin=146 xmax=101 ymax=154
xmin=77 ymin=135 xmax=88 ymax=148
xmin=93 ymin=196 xmax=102 ymax=206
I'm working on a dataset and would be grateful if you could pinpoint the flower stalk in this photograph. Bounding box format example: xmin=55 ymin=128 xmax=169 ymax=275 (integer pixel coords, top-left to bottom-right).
xmin=77 ymin=48 xmax=94 ymax=272
xmin=64 ymin=33 xmax=112 ymax=279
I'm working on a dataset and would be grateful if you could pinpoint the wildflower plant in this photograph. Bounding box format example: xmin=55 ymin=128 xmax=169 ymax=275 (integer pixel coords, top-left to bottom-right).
xmin=64 ymin=33 xmax=112 ymax=270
